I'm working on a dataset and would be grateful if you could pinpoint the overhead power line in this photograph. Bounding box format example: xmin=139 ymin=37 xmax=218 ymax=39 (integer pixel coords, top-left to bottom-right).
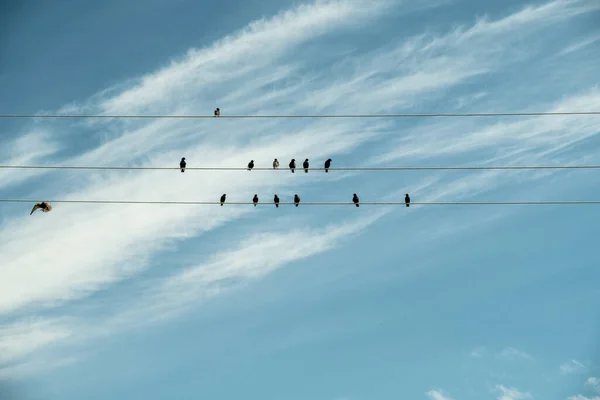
xmin=1 ymin=164 xmax=600 ymax=171
xmin=0 ymin=111 xmax=599 ymax=119
xmin=2 ymin=199 xmax=600 ymax=206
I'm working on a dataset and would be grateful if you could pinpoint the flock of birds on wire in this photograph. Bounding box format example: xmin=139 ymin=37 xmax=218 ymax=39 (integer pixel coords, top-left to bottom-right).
xmin=29 ymin=108 xmax=411 ymax=215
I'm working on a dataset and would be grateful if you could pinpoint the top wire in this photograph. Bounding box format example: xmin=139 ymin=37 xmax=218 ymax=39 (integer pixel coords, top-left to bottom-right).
xmin=1 ymin=111 xmax=599 ymax=119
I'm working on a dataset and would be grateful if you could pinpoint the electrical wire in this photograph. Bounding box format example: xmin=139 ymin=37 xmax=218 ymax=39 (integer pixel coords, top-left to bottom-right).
xmin=1 ymin=111 xmax=599 ymax=119
xmin=1 ymin=165 xmax=600 ymax=171
xmin=2 ymin=199 xmax=600 ymax=206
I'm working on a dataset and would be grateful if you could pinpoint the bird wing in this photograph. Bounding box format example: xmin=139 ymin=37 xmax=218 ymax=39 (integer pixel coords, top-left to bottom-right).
xmin=30 ymin=204 xmax=40 ymax=215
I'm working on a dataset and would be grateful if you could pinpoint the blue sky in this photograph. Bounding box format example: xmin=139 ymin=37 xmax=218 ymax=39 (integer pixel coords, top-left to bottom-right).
xmin=1 ymin=0 xmax=600 ymax=399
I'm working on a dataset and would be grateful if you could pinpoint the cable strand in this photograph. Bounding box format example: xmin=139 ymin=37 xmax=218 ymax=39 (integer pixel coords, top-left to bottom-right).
xmin=2 ymin=200 xmax=599 ymax=205
xmin=0 ymin=112 xmax=599 ymax=119
xmin=2 ymin=165 xmax=600 ymax=171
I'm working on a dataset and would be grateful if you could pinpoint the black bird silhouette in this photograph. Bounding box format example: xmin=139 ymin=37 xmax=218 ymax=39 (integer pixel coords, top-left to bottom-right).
xmin=180 ymin=157 xmax=186 ymax=172
xmin=253 ymin=194 xmax=259 ymax=206
xmin=289 ymin=159 xmax=296 ymax=173
xmin=248 ymin=160 xmax=254 ymax=171
xmin=220 ymin=194 xmax=226 ymax=206
xmin=352 ymin=193 xmax=360 ymax=207
xmin=303 ymin=158 xmax=309 ymax=173
xmin=214 ymin=108 xmax=220 ymax=117
xmin=294 ymin=194 xmax=300 ymax=207
xmin=30 ymin=201 xmax=52 ymax=215
xmin=274 ymin=194 xmax=280 ymax=208
xmin=324 ymin=158 xmax=332 ymax=173
xmin=405 ymin=193 xmax=410 ymax=207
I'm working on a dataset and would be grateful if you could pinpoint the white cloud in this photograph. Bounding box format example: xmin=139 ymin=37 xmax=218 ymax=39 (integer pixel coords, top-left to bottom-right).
xmin=497 ymin=347 xmax=533 ymax=360
xmin=0 ymin=356 xmax=77 ymax=380
xmin=495 ymin=385 xmax=532 ymax=400
xmin=586 ymin=378 xmax=600 ymax=393
xmin=0 ymin=131 xmax=60 ymax=189
xmin=567 ymin=396 xmax=600 ymax=400
xmin=561 ymin=360 xmax=586 ymax=375
xmin=0 ymin=318 xmax=72 ymax=365
xmin=103 ymin=209 xmax=389 ymax=329
xmin=374 ymin=86 xmax=600 ymax=165
xmin=558 ymin=34 xmax=600 ymax=56
xmin=0 ymin=210 xmax=389 ymax=377
xmin=470 ymin=346 xmax=486 ymax=358
xmin=426 ymin=389 xmax=455 ymax=400
xmin=98 ymin=0 xmax=397 ymax=115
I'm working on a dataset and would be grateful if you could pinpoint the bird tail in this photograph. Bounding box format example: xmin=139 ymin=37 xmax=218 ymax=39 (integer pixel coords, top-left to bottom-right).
xmin=356 ymin=204 xmax=359 ymax=207
xmin=325 ymin=169 xmax=328 ymax=173
xmin=305 ymin=170 xmax=308 ymax=173
xmin=221 ymin=203 xmax=223 ymax=206
xmin=275 ymin=204 xmax=279 ymax=208
xmin=406 ymin=204 xmax=409 ymax=207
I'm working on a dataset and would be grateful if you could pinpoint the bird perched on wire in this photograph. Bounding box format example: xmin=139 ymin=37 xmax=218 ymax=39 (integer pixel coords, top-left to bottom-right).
xmin=180 ymin=157 xmax=186 ymax=172
xmin=253 ymin=194 xmax=259 ymax=206
xmin=352 ymin=193 xmax=360 ymax=207
xmin=273 ymin=158 xmax=279 ymax=169
xmin=303 ymin=159 xmax=309 ymax=173
xmin=405 ymin=193 xmax=410 ymax=207
xmin=274 ymin=194 xmax=280 ymax=208
xmin=248 ymin=160 xmax=254 ymax=171
xmin=289 ymin=159 xmax=296 ymax=173
xmin=220 ymin=194 xmax=226 ymax=206
xmin=214 ymin=108 xmax=220 ymax=117
xmin=30 ymin=201 xmax=52 ymax=215
xmin=294 ymin=194 xmax=300 ymax=207
xmin=324 ymin=158 xmax=332 ymax=173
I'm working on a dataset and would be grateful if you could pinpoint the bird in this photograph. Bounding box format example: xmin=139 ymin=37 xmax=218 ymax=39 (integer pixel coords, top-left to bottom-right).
xmin=289 ymin=158 xmax=296 ymax=173
xmin=274 ymin=194 xmax=280 ymax=208
xmin=180 ymin=157 xmax=186 ymax=172
xmin=294 ymin=194 xmax=300 ymax=207
xmin=324 ymin=158 xmax=332 ymax=173
xmin=352 ymin=193 xmax=359 ymax=207
xmin=405 ymin=193 xmax=410 ymax=207
xmin=253 ymin=194 xmax=259 ymax=206
xmin=273 ymin=158 xmax=279 ymax=169
xmin=248 ymin=160 xmax=254 ymax=171
xmin=30 ymin=201 xmax=52 ymax=215
xmin=303 ymin=158 xmax=309 ymax=173
xmin=220 ymin=194 xmax=226 ymax=206
xmin=214 ymin=108 xmax=220 ymax=117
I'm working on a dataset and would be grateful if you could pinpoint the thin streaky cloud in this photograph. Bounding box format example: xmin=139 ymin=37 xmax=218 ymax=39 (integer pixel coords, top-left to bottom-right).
xmin=561 ymin=360 xmax=587 ymax=374
xmin=426 ymin=389 xmax=455 ymax=400
xmin=494 ymin=384 xmax=532 ymax=400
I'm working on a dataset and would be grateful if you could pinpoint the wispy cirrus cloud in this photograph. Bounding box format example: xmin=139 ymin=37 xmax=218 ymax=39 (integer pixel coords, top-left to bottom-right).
xmin=497 ymin=347 xmax=533 ymax=361
xmin=0 ymin=130 xmax=61 ymax=189
xmin=103 ymin=209 xmax=389 ymax=330
xmin=558 ymin=34 xmax=600 ymax=56
xmin=0 ymin=318 xmax=72 ymax=365
xmin=426 ymin=389 xmax=455 ymax=400
xmin=494 ymin=385 xmax=531 ymax=400
xmin=561 ymin=360 xmax=587 ymax=375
